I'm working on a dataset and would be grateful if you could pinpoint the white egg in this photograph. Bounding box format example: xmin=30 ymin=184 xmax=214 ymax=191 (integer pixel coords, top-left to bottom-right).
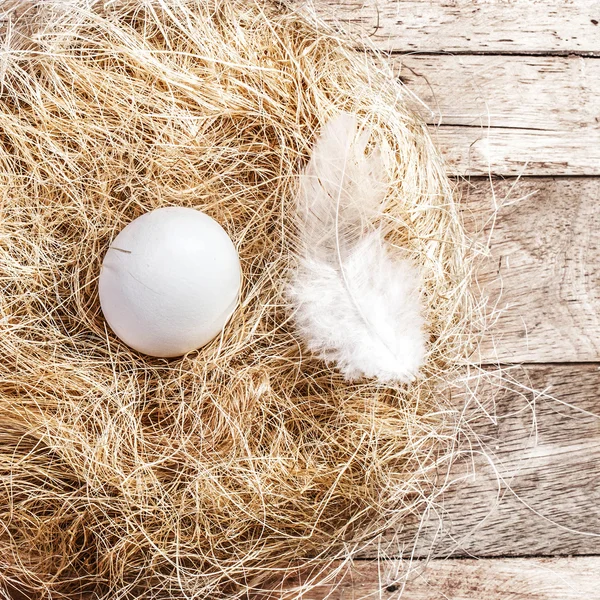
xmin=99 ymin=207 xmax=241 ymax=357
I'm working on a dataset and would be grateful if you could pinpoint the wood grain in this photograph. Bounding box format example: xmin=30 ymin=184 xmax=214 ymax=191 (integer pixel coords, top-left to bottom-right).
xmin=376 ymin=364 xmax=600 ymax=559
xmin=285 ymin=556 xmax=600 ymax=600
xmin=304 ymin=3 xmax=600 ymax=595
xmin=428 ymin=127 xmax=600 ymax=177
xmin=395 ymin=55 xmax=600 ymax=175
xmin=466 ymin=177 xmax=600 ymax=363
xmin=300 ymin=3 xmax=600 ymax=596
xmin=310 ymin=0 xmax=600 ymax=55
xmin=398 ymin=56 xmax=599 ymax=131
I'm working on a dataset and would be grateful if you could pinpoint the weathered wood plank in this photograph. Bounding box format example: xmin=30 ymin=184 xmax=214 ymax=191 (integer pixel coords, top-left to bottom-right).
xmin=287 ymin=556 xmax=600 ymax=600
xmin=311 ymin=0 xmax=600 ymax=55
xmin=432 ymin=126 xmax=600 ymax=176
xmin=467 ymin=178 xmax=600 ymax=363
xmin=372 ymin=364 xmax=600 ymax=559
xmin=396 ymin=55 xmax=600 ymax=176
xmin=398 ymin=56 xmax=599 ymax=131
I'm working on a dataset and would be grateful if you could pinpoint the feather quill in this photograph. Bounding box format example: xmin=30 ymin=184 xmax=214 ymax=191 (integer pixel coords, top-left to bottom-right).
xmin=288 ymin=113 xmax=426 ymax=383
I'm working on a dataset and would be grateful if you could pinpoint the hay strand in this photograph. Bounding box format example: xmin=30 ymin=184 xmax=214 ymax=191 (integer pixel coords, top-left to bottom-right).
xmin=0 ymin=0 xmax=483 ymax=597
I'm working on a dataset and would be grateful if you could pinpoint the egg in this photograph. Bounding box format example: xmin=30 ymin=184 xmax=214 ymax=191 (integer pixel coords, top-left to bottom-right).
xmin=99 ymin=207 xmax=241 ymax=357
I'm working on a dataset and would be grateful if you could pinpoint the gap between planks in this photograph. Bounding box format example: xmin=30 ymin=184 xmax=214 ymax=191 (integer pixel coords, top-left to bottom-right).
xmin=2 ymin=3 xmax=598 ymax=598
xmin=292 ymin=10 xmax=600 ymax=594
xmin=265 ymin=364 xmax=600 ymax=595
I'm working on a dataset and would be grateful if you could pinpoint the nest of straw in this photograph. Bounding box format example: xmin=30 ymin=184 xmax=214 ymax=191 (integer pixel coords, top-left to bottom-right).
xmin=0 ymin=0 xmax=478 ymax=597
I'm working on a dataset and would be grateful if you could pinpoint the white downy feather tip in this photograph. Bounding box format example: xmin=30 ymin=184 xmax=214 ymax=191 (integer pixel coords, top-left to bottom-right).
xmin=287 ymin=113 xmax=426 ymax=384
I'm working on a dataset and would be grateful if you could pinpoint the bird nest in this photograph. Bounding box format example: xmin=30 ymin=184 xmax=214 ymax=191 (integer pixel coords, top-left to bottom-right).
xmin=0 ymin=0 xmax=480 ymax=597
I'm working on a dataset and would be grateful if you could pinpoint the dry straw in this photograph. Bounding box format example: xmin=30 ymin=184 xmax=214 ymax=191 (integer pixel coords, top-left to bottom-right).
xmin=0 ymin=0 xmax=484 ymax=597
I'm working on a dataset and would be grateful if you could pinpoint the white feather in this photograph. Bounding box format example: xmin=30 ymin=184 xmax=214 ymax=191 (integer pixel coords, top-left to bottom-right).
xmin=288 ymin=113 xmax=426 ymax=383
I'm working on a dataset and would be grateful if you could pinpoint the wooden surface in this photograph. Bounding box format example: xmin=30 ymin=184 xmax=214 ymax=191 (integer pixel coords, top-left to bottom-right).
xmin=398 ymin=55 xmax=600 ymax=175
xmin=283 ymin=556 xmax=600 ymax=599
xmin=305 ymin=0 xmax=600 ymax=598
xmin=377 ymin=364 xmax=600 ymax=559
xmin=470 ymin=177 xmax=600 ymax=363
xmin=314 ymin=0 xmax=600 ymax=54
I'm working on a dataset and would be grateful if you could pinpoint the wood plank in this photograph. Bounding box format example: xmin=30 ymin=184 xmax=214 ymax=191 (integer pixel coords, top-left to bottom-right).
xmin=398 ymin=56 xmax=599 ymax=132
xmin=395 ymin=55 xmax=600 ymax=176
xmin=371 ymin=364 xmax=600 ymax=559
xmin=467 ymin=177 xmax=600 ymax=363
xmin=429 ymin=126 xmax=600 ymax=177
xmin=280 ymin=556 xmax=600 ymax=600
xmin=310 ymin=0 xmax=600 ymax=55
